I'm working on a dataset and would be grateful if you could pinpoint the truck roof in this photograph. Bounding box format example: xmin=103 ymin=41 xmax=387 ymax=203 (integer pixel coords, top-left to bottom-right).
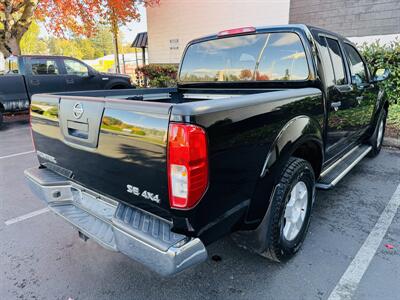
xmin=187 ymin=24 xmax=352 ymax=46
xmin=9 ymin=55 xmax=80 ymax=60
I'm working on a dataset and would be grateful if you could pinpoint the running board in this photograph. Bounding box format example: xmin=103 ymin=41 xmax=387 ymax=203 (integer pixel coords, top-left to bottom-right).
xmin=316 ymin=145 xmax=372 ymax=190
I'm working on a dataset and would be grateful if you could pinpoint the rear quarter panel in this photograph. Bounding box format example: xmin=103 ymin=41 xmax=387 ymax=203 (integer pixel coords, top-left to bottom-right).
xmin=171 ymin=88 xmax=324 ymax=243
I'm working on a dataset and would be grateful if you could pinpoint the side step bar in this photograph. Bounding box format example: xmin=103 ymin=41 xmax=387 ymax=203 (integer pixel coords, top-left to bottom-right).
xmin=317 ymin=145 xmax=372 ymax=190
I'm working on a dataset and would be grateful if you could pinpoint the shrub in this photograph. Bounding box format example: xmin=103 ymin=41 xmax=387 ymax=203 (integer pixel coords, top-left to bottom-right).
xmin=136 ymin=64 xmax=178 ymax=87
xmin=359 ymin=39 xmax=400 ymax=105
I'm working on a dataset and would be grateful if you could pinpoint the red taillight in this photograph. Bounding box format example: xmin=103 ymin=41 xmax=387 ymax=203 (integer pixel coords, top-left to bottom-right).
xmin=218 ymin=26 xmax=256 ymax=37
xmin=167 ymin=123 xmax=208 ymax=209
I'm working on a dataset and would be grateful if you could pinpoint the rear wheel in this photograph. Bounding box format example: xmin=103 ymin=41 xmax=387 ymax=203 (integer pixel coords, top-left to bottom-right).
xmin=0 ymin=111 xmax=3 ymax=128
xmin=368 ymin=109 xmax=387 ymax=157
xmin=261 ymin=157 xmax=315 ymax=262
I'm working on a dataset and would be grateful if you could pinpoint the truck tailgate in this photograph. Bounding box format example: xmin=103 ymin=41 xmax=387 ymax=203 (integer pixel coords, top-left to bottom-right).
xmin=30 ymin=94 xmax=172 ymax=218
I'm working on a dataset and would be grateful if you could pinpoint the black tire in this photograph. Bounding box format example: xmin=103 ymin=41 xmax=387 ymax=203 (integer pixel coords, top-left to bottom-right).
xmin=111 ymin=85 xmax=128 ymax=89
xmin=0 ymin=111 xmax=3 ymax=128
xmin=262 ymin=157 xmax=315 ymax=262
xmin=368 ymin=109 xmax=387 ymax=158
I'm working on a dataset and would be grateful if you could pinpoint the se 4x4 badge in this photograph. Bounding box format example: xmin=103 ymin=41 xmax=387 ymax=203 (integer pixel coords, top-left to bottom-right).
xmin=127 ymin=184 xmax=160 ymax=204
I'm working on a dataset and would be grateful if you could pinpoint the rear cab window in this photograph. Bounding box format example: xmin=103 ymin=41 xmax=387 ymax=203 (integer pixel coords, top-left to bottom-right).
xmin=29 ymin=58 xmax=60 ymax=75
xmin=179 ymin=32 xmax=310 ymax=82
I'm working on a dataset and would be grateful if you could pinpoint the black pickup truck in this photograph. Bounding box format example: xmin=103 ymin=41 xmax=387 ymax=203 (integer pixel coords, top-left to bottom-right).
xmin=25 ymin=25 xmax=390 ymax=276
xmin=0 ymin=55 xmax=133 ymax=125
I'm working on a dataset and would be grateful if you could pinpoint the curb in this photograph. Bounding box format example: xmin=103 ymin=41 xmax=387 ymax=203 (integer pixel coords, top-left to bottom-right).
xmin=383 ymin=137 xmax=400 ymax=149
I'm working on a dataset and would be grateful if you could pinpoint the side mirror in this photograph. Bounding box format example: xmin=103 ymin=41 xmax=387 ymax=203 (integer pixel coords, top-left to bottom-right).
xmin=87 ymin=69 xmax=96 ymax=77
xmin=373 ymin=68 xmax=390 ymax=82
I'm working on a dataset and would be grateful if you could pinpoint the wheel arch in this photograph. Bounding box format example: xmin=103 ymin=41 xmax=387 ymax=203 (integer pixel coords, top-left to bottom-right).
xmin=234 ymin=115 xmax=323 ymax=253
xmin=104 ymin=80 xmax=131 ymax=90
xmin=261 ymin=115 xmax=324 ymax=179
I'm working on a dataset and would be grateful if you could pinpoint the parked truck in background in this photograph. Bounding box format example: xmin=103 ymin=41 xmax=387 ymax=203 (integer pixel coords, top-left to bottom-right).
xmin=0 ymin=55 xmax=134 ymax=126
xmin=25 ymin=25 xmax=390 ymax=276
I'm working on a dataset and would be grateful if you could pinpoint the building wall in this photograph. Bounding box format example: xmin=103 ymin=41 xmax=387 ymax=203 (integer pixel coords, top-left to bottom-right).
xmin=289 ymin=0 xmax=400 ymax=37
xmin=146 ymin=0 xmax=290 ymax=64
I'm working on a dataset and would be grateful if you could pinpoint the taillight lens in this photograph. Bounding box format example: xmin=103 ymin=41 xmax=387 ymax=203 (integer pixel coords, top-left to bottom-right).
xmin=168 ymin=123 xmax=208 ymax=209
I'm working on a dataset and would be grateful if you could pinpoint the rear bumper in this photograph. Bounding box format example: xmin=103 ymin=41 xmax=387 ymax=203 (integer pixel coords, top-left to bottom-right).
xmin=24 ymin=167 xmax=207 ymax=276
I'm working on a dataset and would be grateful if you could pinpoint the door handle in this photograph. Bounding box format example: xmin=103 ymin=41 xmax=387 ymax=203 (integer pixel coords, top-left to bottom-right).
xmin=66 ymin=78 xmax=74 ymax=84
xmin=331 ymin=101 xmax=342 ymax=111
xmin=30 ymin=79 xmax=40 ymax=86
xmin=356 ymin=96 xmax=363 ymax=104
xmin=334 ymin=84 xmax=353 ymax=94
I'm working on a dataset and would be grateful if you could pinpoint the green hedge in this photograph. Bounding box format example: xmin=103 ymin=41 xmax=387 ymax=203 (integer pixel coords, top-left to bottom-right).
xmin=360 ymin=39 xmax=400 ymax=105
xmin=135 ymin=64 xmax=178 ymax=87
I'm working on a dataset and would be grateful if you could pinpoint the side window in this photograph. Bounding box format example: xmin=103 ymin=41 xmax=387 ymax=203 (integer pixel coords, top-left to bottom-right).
xmin=30 ymin=59 xmax=60 ymax=75
xmin=325 ymin=38 xmax=347 ymax=85
xmin=344 ymin=44 xmax=367 ymax=85
xmin=64 ymin=60 xmax=89 ymax=77
xmin=318 ymin=36 xmax=335 ymax=87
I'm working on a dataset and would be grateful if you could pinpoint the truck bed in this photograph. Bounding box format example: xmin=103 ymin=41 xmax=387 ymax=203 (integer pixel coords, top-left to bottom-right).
xmin=53 ymin=87 xmax=284 ymax=103
xmin=30 ymin=86 xmax=322 ymax=232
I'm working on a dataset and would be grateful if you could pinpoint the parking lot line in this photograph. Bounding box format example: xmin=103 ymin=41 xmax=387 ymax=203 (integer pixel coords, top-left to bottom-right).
xmin=4 ymin=207 xmax=50 ymax=226
xmin=0 ymin=150 xmax=35 ymax=160
xmin=328 ymin=183 xmax=400 ymax=300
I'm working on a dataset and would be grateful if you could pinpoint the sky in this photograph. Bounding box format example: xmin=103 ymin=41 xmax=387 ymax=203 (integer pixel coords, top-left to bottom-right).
xmin=120 ymin=5 xmax=148 ymax=43
xmin=39 ymin=5 xmax=148 ymax=44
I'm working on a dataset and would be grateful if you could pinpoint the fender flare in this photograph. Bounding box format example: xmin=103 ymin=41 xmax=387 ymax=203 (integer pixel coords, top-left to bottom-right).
xmin=370 ymin=89 xmax=389 ymax=133
xmin=235 ymin=115 xmax=324 ymax=253
xmin=261 ymin=115 xmax=324 ymax=178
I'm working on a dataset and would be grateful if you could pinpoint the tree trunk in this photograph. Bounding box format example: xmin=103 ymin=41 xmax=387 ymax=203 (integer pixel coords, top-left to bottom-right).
xmin=0 ymin=0 xmax=38 ymax=58
xmin=0 ymin=34 xmax=22 ymax=58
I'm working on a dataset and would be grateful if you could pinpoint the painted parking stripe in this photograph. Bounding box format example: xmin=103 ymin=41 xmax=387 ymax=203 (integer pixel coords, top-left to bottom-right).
xmin=328 ymin=184 xmax=400 ymax=300
xmin=4 ymin=208 xmax=50 ymax=226
xmin=0 ymin=150 xmax=35 ymax=160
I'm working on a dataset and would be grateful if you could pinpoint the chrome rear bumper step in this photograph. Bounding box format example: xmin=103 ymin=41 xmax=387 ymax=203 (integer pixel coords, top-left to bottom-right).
xmin=316 ymin=145 xmax=372 ymax=190
xmin=24 ymin=167 xmax=207 ymax=276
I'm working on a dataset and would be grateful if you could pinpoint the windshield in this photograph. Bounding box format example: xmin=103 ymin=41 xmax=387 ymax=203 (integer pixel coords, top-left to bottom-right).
xmin=179 ymin=32 xmax=309 ymax=83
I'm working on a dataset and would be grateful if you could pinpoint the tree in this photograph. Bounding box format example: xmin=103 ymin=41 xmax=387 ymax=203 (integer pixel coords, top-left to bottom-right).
xmin=0 ymin=0 xmax=159 ymax=58
xmin=90 ymin=26 xmax=114 ymax=57
xmin=0 ymin=0 xmax=38 ymax=57
xmin=48 ymin=38 xmax=84 ymax=59
xmin=20 ymin=21 xmax=47 ymax=55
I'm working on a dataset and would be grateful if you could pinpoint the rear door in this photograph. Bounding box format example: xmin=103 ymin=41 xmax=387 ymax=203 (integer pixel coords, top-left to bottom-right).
xmin=342 ymin=43 xmax=376 ymax=135
xmin=62 ymin=58 xmax=102 ymax=91
xmin=30 ymin=94 xmax=173 ymax=218
xmin=25 ymin=57 xmax=66 ymax=97
xmin=319 ymin=36 xmax=359 ymax=159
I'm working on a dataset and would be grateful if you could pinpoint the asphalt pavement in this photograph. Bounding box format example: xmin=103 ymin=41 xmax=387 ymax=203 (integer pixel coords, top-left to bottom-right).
xmin=1 ymin=120 xmax=399 ymax=300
